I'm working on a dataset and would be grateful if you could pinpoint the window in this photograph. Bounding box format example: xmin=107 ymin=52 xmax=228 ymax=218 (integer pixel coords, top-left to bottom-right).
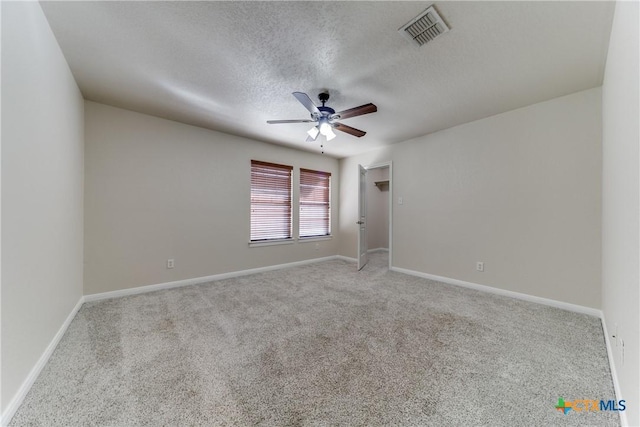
xmin=299 ymin=168 xmax=331 ymax=238
xmin=250 ymin=160 xmax=293 ymax=241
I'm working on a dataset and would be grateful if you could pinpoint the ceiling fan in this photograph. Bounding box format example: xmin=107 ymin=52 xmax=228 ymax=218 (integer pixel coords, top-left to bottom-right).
xmin=267 ymin=92 xmax=377 ymax=143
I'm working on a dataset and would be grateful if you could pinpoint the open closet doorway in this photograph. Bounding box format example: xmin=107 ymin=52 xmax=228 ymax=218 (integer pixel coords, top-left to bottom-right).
xmin=357 ymin=162 xmax=392 ymax=271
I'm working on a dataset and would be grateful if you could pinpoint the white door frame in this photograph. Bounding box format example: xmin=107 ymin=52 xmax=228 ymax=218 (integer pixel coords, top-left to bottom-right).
xmin=361 ymin=161 xmax=393 ymax=270
xmin=357 ymin=165 xmax=368 ymax=270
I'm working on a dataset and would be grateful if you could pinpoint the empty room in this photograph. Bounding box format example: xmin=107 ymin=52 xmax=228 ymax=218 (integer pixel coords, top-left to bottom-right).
xmin=2 ymin=1 xmax=638 ymax=426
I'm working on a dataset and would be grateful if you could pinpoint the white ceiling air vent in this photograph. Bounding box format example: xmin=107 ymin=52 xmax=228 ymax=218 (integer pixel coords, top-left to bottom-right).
xmin=398 ymin=5 xmax=450 ymax=47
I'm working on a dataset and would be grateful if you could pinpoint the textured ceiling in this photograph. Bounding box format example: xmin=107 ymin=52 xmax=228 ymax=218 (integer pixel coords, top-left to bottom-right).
xmin=40 ymin=1 xmax=615 ymax=158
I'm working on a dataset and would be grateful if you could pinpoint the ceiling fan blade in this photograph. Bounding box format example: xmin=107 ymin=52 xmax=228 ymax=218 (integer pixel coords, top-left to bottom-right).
xmin=333 ymin=122 xmax=367 ymax=138
xmin=267 ymin=119 xmax=315 ymax=124
xmin=333 ymin=103 xmax=377 ymax=120
xmin=292 ymin=92 xmax=320 ymax=115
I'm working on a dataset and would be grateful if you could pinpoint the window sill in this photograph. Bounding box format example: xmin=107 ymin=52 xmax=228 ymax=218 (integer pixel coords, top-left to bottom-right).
xmin=249 ymin=236 xmax=332 ymax=247
xmin=298 ymin=235 xmax=333 ymax=243
xmin=249 ymin=238 xmax=295 ymax=248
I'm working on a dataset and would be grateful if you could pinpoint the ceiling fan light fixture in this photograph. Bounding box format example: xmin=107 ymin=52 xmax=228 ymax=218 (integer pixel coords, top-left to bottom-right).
xmin=325 ymin=127 xmax=336 ymax=141
xmin=319 ymin=120 xmax=332 ymax=136
xmin=307 ymin=126 xmax=320 ymax=139
xmin=318 ymin=120 xmax=336 ymax=141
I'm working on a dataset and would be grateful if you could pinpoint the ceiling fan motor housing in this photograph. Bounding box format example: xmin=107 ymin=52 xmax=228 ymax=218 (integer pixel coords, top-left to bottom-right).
xmin=317 ymin=92 xmax=335 ymax=119
xmin=318 ymin=106 xmax=335 ymax=116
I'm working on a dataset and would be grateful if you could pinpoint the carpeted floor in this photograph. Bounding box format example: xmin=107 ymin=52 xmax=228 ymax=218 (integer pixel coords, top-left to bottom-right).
xmin=10 ymin=252 xmax=619 ymax=426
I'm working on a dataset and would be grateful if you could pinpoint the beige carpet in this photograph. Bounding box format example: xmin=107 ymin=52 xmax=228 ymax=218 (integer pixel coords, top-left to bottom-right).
xmin=10 ymin=252 xmax=619 ymax=426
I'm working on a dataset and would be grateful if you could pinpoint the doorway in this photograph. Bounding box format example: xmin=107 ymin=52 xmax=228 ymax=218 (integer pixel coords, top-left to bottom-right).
xmin=357 ymin=162 xmax=392 ymax=270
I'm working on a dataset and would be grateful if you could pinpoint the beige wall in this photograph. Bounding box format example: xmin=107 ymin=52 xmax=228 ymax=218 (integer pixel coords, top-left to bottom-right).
xmin=1 ymin=1 xmax=84 ymax=413
xmin=601 ymin=1 xmax=639 ymax=425
xmin=340 ymin=88 xmax=602 ymax=309
xmin=84 ymin=102 xmax=339 ymax=295
xmin=366 ymin=167 xmax=389 ymax=250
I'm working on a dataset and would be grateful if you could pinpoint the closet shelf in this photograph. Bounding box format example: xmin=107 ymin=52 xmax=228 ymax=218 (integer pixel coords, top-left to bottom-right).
xmin=374 ymin=180 xmax=389 ymax=190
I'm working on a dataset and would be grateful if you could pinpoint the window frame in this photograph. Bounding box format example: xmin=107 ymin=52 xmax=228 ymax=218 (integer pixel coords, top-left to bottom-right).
xmin=249 ymin=160 xmax=294 ymax=244
xmin=298 ymin=168 xmax=332 ymax=239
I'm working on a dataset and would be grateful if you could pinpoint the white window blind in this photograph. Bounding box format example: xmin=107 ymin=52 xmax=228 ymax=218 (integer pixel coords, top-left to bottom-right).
xmin=250 ymin=160 xmax=293 ymax=241
xmin=299 ymin=168 xmax=331 ymax=238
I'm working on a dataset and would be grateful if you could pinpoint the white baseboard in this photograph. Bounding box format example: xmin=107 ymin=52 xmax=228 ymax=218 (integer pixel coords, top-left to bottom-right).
xmin=1 ymin=296 xmax=84 ymax=427
xmin=84 ymin=255 xmax=340 ymax=302
xmin=389 ymin=266 xmax=601 ymax=317
xmin=335 ymin=255 xmax=357 ymax=263
xmin=600 ymin=316 xmax=627 ymax=427
xmin=367 ymin=248 xmax=389 ymax=253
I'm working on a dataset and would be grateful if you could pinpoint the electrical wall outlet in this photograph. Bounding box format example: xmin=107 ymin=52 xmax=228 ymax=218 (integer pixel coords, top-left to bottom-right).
xmin=476 ymin=262 xmax=484 ymax=272
xmin=315 ymin=243 xmax=320 ymax=250
xmin=167 ymin=259 xmax=174 ymax=269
